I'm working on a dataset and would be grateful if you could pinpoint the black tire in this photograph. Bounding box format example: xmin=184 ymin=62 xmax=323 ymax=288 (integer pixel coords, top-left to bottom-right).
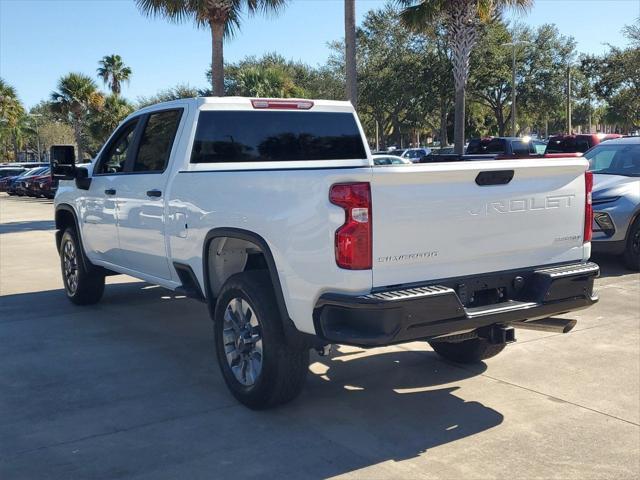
xmin=429 ymin=337 xmax=506 ymax=364
xmin=59 ymin=228 xmax=105 ymax=305
xmin=214 ymin=271 xmax=309 ymax=409
xmin=623 ymin=218 xmax=640 ymax=271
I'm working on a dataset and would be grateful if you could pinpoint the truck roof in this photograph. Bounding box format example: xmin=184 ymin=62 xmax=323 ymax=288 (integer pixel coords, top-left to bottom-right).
xmin=136 ymin=97 xmax=354 ymax=115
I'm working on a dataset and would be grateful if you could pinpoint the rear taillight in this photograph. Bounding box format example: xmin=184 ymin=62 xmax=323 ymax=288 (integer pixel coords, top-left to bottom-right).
xmin=329 ymin=182 xmax=372 ymax=270
xmin=584 ymin=170 xmax=593 ymax=243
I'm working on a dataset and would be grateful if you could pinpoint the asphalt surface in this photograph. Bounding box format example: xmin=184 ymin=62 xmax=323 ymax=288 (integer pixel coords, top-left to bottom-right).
xmin=1 ymin=193 xmax=639 ymax=480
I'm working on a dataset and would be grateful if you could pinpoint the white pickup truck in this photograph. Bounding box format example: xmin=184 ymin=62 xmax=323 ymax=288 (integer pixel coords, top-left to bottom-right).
xmin=52 ymin=97 xmax=599 ymax=409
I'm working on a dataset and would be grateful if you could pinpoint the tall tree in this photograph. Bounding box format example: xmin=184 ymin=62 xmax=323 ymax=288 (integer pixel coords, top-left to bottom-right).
xmin=582 ymin=19 xmax=640 ymax=133
xmin=344 ymin=0 xmax=357 ymax=107
xmin=0 ymin=78 xmax=26 ymax=160
xmin=137 ymin=83 xmax=201 ymax=108
xmin=399 ymin=0 xmax=533 ymax=153
xmin=50 ymin=73 xmax=105 ymax=161
xmin=89 ymin=95 xmax=135 ymax=146
xmin=97 ymin=54 xmax=132 ymax=96
xmin=135 ymin=0 xmax=287 ymax=96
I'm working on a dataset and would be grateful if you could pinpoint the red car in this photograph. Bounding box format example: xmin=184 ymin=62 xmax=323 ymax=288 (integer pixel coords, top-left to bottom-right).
xmin=34 ymin=174 xmax=58 ymax=199
xmin=544 ymin=134 xmax=622 ymax=156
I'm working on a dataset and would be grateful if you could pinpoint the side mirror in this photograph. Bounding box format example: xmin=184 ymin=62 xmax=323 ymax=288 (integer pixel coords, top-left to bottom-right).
xmin=50 ymin=145 xmax=76 ymax=180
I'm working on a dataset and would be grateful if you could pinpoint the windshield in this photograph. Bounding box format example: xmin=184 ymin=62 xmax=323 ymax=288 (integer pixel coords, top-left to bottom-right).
xmin=19 ymin=167 xmax=44 ymax=177
xmin=585 ymin=143 xmax=640 ymax=177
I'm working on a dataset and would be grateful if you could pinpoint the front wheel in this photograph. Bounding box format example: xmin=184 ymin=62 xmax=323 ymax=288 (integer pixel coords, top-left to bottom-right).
xmin=623 ymin=218 xmax=640 ymax=271
xmin=429 ymin=337 xmax=506 ymax=364
xmin=60 ymin=228 xmax=105 ymax=305
xmin=214 ymin=271 xmax=309 ymax=409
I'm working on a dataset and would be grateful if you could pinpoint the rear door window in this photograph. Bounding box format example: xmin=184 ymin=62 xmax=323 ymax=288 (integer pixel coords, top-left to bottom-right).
xmin=190 ymin=111 xmax=366 ymax=163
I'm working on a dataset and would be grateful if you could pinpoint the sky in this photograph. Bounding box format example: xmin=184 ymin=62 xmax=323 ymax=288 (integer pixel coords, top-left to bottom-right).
xmin=1 ymin=0 xmax=639 ymax=109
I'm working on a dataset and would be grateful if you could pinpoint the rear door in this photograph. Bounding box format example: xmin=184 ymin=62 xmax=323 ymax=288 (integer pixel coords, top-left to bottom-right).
xmin=370 ymin=159 xmax=588 ymax=288
xmin=115 ymin=108 xmax=184 ymax=280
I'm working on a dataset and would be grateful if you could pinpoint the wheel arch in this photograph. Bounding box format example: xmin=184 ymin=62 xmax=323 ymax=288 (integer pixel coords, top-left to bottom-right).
xmin=55 ymin=204 xmax=92 ymax=271
xmin=202 ymin=228 xmax=290 ymax=323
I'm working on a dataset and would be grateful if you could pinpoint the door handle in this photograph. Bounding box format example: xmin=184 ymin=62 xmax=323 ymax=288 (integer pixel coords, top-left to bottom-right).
xmin=146 ymin=189 xmax=162 ymax=198
xmin=475 ymin=170 xmax=514 ymax=186
xmin=104 ymin=188 xmax=116 ymax=195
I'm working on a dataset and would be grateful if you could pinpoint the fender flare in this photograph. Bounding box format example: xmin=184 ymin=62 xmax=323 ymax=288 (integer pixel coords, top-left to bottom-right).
xmin=202 ymin=228 xmax=289 ymax=320
xmin=201 ymin=228 xmax=323 ymax=348
xmin=55 ymin=204 xmax=92 ymax=271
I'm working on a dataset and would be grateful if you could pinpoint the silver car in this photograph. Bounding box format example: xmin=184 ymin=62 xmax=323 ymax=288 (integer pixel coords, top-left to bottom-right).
xmin=584 ymin=137 xmax=640 ymax=270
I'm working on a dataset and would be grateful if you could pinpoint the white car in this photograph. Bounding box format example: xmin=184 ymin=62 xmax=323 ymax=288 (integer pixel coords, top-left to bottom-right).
xmin=52 ymin=97 xmax=599 ymax=409
xmin=399 ymin=147 xmax=432 ymax=163
xmin=372 ymin=154 xmax=412 ymax=166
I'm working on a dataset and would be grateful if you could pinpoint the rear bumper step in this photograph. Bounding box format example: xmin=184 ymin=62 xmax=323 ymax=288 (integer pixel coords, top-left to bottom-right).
xmin=313 ymin=262 xmax=599 ymax=347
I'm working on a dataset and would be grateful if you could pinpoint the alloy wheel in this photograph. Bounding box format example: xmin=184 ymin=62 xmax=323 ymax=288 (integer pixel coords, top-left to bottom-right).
xmin=63 ymin=239 xmax=79 ymax=295
xmin=222 ymin=297 xmax=263 ymax=387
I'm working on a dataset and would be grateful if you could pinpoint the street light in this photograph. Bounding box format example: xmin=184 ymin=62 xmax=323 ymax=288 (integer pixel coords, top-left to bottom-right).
xmin=502 ymin=40 xmax=532 ymax=137
xmin=29 ymin=113 xmax=42 ymax=161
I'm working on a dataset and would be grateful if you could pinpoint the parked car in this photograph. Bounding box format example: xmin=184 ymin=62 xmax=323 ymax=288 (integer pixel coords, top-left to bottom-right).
xmin=36 ymin=174 xmax=58 ymax=199
xmin=372 ymin=154 xmax=412 ymax=166
xmin=53 ymin=97 xmax=598 ymax=409
xmin=24 ymin=171 xmax=54 ymax=197
xmin=0 ymin=166 xmax=26 ymax=179
xmin=584 ymin=137 xmax=640 ymax=270
xmin=0 ymin=167 xmax=27 ymax=193
xmin=464 ymin=137 xmax=538 ymax=159
xmin=399 ymin=147 xmax=432 ymax=163
xmin=7 ymin=167 xmax=49 ymax=196
xmin=466 ymin=137 xmax=494 ymax=154
xmin=545 ymin=134 xmax=622 ymax=156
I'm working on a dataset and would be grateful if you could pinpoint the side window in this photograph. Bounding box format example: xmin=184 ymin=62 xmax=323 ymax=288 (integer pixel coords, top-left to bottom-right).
xmin=576 ymin=139 xmax=591 ymax=152
xmin=133 ymin=110 xmax=182 ymax=173
xmin=486 ymin=139 xmax=506 ymax=154
xmin=589 ymin=148 xmax=616 ymax=171
xmin=97 ymin=120 xmax=139 ymax=174
xmin=512 ymin=141 xmax=529 ymax=156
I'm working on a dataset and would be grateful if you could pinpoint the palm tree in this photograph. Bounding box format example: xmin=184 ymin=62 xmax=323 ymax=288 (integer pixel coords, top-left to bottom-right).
xmin=89 ymin=95 xmax=135 ymax=144
xmin=50 ymin=73 xmax=105 ymax=162
xmin=344 ymin=0 xmax=357 ymax=108
xmin=0 ymin=78 xmax=25 ymax=160
xmin=0 ymin=78 xmax=24 ymax=127
xmin=136 ymin=0 xmax=288 ymax=97
xmin=97 ymin=54 xmax=132 ymax=96
xmin=399 ymin=0 xmax=533 ymax=154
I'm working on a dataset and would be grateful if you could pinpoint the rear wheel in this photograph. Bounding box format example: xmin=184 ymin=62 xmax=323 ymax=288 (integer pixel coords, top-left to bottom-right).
xmin=60 ymin=228 xmax=105 ymax=305
xmin=623 ymin=218 xmax=640 ymax=271
xmin=214 ymin=271 xmax=309 ymax=409
xmin=429 ymin=337 xmax=506 ymax=364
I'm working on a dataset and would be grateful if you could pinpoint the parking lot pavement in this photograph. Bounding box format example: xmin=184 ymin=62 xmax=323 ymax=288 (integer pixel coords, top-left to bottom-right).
xmin=1 ymin=193 xmax=639 ymax=480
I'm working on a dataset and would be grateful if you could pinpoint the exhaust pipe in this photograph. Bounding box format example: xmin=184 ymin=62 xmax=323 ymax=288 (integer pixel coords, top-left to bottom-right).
xmin=511 ymin=318 xmax=577 ymax=334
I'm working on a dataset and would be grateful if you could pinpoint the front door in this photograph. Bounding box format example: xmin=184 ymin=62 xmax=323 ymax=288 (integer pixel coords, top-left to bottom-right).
xmin=80 ymin=118 xmax=139 ymax=266
xmin=115 ymin=108 xmax=184 ymax=280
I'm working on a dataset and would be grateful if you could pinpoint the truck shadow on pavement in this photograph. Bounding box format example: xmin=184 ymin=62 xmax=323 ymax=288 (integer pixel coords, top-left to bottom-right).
xmin=0 ymin=219 xmax=56 ymax=234
xmin=0 ymin=281 xmax=503 ymax=479
xmin=591 ymin=253 xmax=635 ymax=278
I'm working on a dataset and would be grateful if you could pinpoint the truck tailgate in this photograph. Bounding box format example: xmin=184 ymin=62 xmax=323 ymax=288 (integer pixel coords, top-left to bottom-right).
xmin=371 ymin=158 xmax=588 ymax=288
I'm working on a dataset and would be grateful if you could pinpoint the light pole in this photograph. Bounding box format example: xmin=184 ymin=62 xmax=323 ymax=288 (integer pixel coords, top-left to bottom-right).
xmin=566 ymin=65 xmax=572 ymax=134
xmin=502 ymin=40 xmax=531 ymax=137
xmin=29 ymin=113 xmax=42 ymax=161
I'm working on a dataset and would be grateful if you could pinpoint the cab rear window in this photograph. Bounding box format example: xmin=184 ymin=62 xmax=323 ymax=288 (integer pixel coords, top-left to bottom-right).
xmin=190 ymin=111 xmax=367 ymax=163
